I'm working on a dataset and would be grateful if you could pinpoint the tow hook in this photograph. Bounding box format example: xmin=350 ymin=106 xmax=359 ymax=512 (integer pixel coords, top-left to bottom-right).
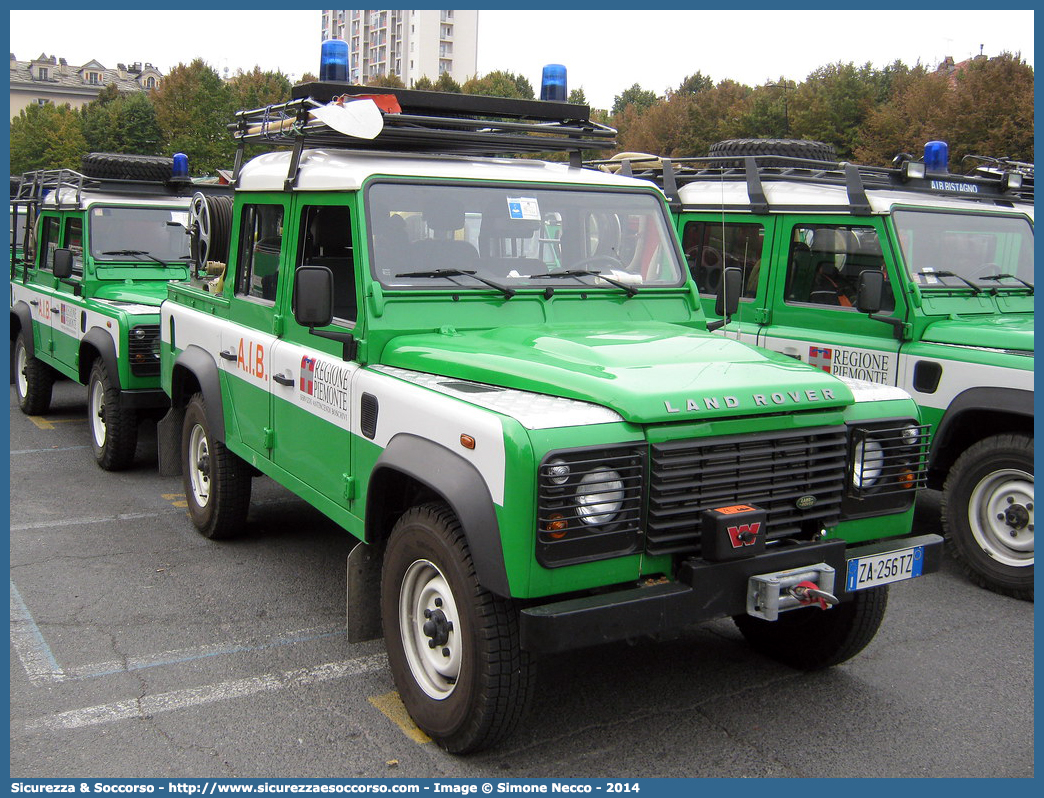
xmin=789 ymin=580 xmax=839 ymax=610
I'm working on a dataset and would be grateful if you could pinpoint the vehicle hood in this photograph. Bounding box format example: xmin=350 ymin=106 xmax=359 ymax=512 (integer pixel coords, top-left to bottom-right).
xmin=921 ymin=314 xmax=1034 ymax=353
xmin=380 ymin=322 xmax=853 ymax=424
xmin=92 ymin=282 xmax=168 ymax=307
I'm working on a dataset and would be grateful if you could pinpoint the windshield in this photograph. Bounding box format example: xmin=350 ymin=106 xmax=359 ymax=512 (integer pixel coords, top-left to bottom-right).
xmin=892 ymin=209 xmax=1033 ymax=288
xmin=367 ymin=183 xmax=685 ymax=291
xmin=89 ymin=206 xmax=190 ymax=263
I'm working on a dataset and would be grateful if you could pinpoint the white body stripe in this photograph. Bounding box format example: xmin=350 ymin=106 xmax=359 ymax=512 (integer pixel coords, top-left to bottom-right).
xmin=165 ymin=304 xmax=509 ymax=505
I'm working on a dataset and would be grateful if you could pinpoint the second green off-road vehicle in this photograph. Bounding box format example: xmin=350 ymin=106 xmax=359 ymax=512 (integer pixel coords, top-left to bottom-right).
xmin=604 ymin=141 xmax=1033 ymax=600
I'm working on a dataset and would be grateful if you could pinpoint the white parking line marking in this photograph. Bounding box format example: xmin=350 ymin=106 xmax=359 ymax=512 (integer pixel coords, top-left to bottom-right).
xmin=10 ymin=580 xmax=65 ymax=683
xmin=26 ymin=653 xmax=389 ymax=732
xmin=10 ymin=511 xmax=171 ymax=531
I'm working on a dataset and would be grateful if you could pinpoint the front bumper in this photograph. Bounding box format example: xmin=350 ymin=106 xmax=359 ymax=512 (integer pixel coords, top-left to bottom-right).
xmin=519 ymin=534 xmax=943 ymax=653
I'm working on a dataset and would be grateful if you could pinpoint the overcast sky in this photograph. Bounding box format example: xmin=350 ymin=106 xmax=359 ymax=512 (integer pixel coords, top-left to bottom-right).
xmin=9 ymin=8 xmax=1035 ymax=111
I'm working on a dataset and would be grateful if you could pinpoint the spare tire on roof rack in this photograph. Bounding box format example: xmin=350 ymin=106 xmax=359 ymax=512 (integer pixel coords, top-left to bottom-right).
xmin=708 ymin=138 xmax=838 ymax=168
xmin=81 ymin=152 xmax=175 ymax=182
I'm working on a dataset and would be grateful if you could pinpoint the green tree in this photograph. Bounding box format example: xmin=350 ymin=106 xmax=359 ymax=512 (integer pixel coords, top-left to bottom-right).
xmin=10 ymin=103 xmax=88 ymax=174
xmin=151 ymin=59 xmax=234 ymax=174
xmin=432 ymin=72 xmax=462 ymax=93
xmin=946 ymin=52 xmax=1034 ymax=166
xmin=365 ymin=73 xmax=406 ymax=88
xmin=612 ymin=83 xmax=659 ymax=117
xmin=228 ymin=66 xmax=293 ymax=111
xmin=789 ymin=62 xmax=880 ymax=158
xmin=677 ymin=72 xmax=714 ymax=96
xmin=82 ymin=87 xmax=161 ymax=155
xmin=461 ymin=70 xmax=534 ymax=99
xmin=413 ymin=76 xmax=435 ymax=90
xmin=854 ymin=66 xmax=952 ymax=165
xmin=568 ymin=87 xmax=588 ymax=106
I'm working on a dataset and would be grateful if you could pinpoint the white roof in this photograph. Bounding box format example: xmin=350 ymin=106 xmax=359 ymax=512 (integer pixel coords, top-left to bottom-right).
xmin=44 ymin=188 xmax=194 ymax=210
xmin=236 ymin=149 xmax=664 ymax=193
xmin=676 ymin=178 xmax=1033 ymax=217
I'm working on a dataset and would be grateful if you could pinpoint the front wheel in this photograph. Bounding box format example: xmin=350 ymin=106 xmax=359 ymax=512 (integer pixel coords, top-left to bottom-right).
xmin=181 ymin=392 xmax=252 ymax=539
xmin=14 ymin=333 xmax=54 ymax=416
xmin=733 ymin=586 xmax=888 ymax=670
xmin=941 ymin=434 xmax=1033 ymax=600
xmin=381 ymin=503 xmax=533 ymax=753
xmin=88 ymin=360 xmax=138 ymax=471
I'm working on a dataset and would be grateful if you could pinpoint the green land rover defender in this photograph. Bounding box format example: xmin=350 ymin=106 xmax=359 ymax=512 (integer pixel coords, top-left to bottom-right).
xmin=157 ymin=90 xmax=942 ymax=752
xmin=603 ymin=141 xmax=1033 ymax=600
xmin=10 ymin=153 xmax=224 ymax=470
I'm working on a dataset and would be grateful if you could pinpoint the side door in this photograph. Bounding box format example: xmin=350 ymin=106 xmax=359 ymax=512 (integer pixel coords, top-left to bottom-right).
xmin=219 ymin=198 xmax=289 ymax=459
xmin=269 ymin=200 xmax=361 ymax=516
xmin=755 ymin=217 xmax=904 ymax=386
xmin=50 ymin=216 xmax=86 ymax=369
xmin=25 ymin=213 xmax=62 ymax=357
xmin=679 ymin=213 xmax=775 ymax=344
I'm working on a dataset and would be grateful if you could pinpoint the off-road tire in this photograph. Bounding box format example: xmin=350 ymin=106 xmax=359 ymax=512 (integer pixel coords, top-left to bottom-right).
xmin=381 ymin=503 xmax=534 ymax=753
xmin=87 ymin=359 xmax=138 ymax=471
xmin=733 ymin=585 xmax=889 ymax=670
xmin=181 ymin=392 xmax=252 ymax=539
xmin=81 ymin=152 xmax=174 ymax=182
xmin=709 ymin=138 xmax=838 ymax=167
xmin=941 ymin=434 xmax=1033 ymax=601
xmin=14 ymin=333 xmax=54 ymax=415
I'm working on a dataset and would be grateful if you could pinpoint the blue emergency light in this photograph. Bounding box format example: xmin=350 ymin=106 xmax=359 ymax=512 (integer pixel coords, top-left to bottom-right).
xmin=924 ymin=141 xmax=949 ymax=173
xmin=540 ymin=64 xmax=567 ymax=101
xmin=172 ymin=152 xmax=189 ymax=178
xmin=320 ymin=38 xmax=349 ymax=82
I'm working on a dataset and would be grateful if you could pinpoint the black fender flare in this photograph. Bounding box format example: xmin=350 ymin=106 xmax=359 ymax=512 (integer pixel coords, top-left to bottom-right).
xmin=11 ymin=303 xmax=34 ymax=354
xmin=930 ymin=386 xmax=1034 ymax=470
xmin=79 ymin=327 xmax=121 ymax=387
xmin=368 ymin=433 xmax=510 ymax=597
xmin=169 ymin=344 xmax=227 ymax=443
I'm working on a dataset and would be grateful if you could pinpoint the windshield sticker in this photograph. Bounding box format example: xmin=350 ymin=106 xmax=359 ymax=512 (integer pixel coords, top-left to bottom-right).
xmin=506 ymin=197 xmax=540 ymax=221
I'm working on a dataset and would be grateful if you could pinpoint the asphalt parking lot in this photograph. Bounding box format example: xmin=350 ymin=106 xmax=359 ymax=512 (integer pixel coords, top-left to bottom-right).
xmin=9 ymin=380 xmax=1034 ymax=778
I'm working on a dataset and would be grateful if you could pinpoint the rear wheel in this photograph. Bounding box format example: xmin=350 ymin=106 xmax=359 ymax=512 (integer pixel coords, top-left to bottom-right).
xmin=14 ymin=333 xmax=54 ymax=415
xmin=87 ymin=360 xmax=138 ymax=471
xmin=381 ymin=503 xmax=533 ymax=753
xmin=181 ymin=392 xmax=251 ymax=539
xmin=733 ymin=586 xmax=888 ymax=670
xmin=942 ymin=434 xmax=1033 ymax=600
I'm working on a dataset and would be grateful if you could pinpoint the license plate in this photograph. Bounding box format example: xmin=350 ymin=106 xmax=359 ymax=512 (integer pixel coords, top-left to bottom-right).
xmin=846 ymin=546 xmax=924 ymax=591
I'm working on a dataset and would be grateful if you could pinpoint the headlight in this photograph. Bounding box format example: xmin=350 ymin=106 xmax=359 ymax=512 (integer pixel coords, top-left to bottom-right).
xmin=576 ymin=468 xmax=625 ymax=525
xmin=852 ymin=438 xmax=884 ymax=489
xmin=537 ymin=446 xmax=644 ymax=568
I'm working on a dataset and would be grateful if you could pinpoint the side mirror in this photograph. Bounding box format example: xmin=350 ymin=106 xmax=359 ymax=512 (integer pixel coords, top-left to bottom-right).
xmin=293 ymin=265 xmax=334 ymax=328
xmin=856 ymin=270 xmax=884 ymax=314
xmin=53 ymin=248 xmax=74 ymax=279
xmin=708 ymin=266 xmax=742 ymax=332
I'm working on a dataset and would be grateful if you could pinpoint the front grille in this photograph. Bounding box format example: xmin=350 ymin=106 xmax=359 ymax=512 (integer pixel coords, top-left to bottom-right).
xmin=647 ymin=426 xmax=848 ymax=556
xmin=128 ymin=325 xmax=161 ymax=377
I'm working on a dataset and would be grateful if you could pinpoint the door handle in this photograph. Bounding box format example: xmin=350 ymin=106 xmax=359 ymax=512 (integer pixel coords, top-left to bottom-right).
xmin=273 ymin=373 xmax=295 ymax=386
xmin=219 ymin=349 xmax=238 ymax=361
xmin=29 ymin=300 xmax=38 ymax=306
xmin=50 ymin=307 xmax=59 ymax=314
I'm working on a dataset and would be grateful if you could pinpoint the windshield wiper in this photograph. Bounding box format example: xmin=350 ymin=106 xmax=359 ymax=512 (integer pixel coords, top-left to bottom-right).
xmin=527 ymin=269 xmax=639 ymax=297
xmin=916 ymin=270 xmax=982 ymax=294
xmin=100 ymin=249 xmax=178 ymax=267
xmin=395 ymin=268 xmax=515 ymax=299
xmin=980 ymin=274 xmax=1034 ymax=294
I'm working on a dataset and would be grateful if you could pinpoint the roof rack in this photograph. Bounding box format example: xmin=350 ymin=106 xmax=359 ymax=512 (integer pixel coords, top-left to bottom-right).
xmin=588 ymin=153 xmax=1034 ymax=213
xmin=13 ymin=167 xmax=196 ymax=211
xmin=231 ymin=82 xmax=617 ymax=187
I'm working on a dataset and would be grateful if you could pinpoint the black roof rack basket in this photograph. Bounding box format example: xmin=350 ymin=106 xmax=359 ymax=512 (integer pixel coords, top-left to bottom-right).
xmin=232 ymin=82 xmax=616 ymax=167
xmin=589 ymin=152 xmax=1034 ymax=210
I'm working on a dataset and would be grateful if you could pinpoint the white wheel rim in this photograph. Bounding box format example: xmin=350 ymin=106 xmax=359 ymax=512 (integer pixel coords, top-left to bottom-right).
xmin=15 ymin=342 xmax=28 ymax=399
xmin=398 ymin=558 xmax=462 ymax=700
xmin=89 ymin=377 xmax=107 ymax=448
xmin=968 ymin=467 xmax=1034 ymax=568
xmin=187 ymin=422 xmax=211 ymax=508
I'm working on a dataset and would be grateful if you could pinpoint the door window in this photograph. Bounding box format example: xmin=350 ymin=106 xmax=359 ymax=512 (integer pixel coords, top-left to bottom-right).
xmin=297 ymin=205 xmax=357 ymax=324
xmin=235 ymin=204 xmax=285 ymax=302
xmin=681 ymin=221 xmax=764 ymax=298
xmin=784 ymin=224 xmax=893 ymax=311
